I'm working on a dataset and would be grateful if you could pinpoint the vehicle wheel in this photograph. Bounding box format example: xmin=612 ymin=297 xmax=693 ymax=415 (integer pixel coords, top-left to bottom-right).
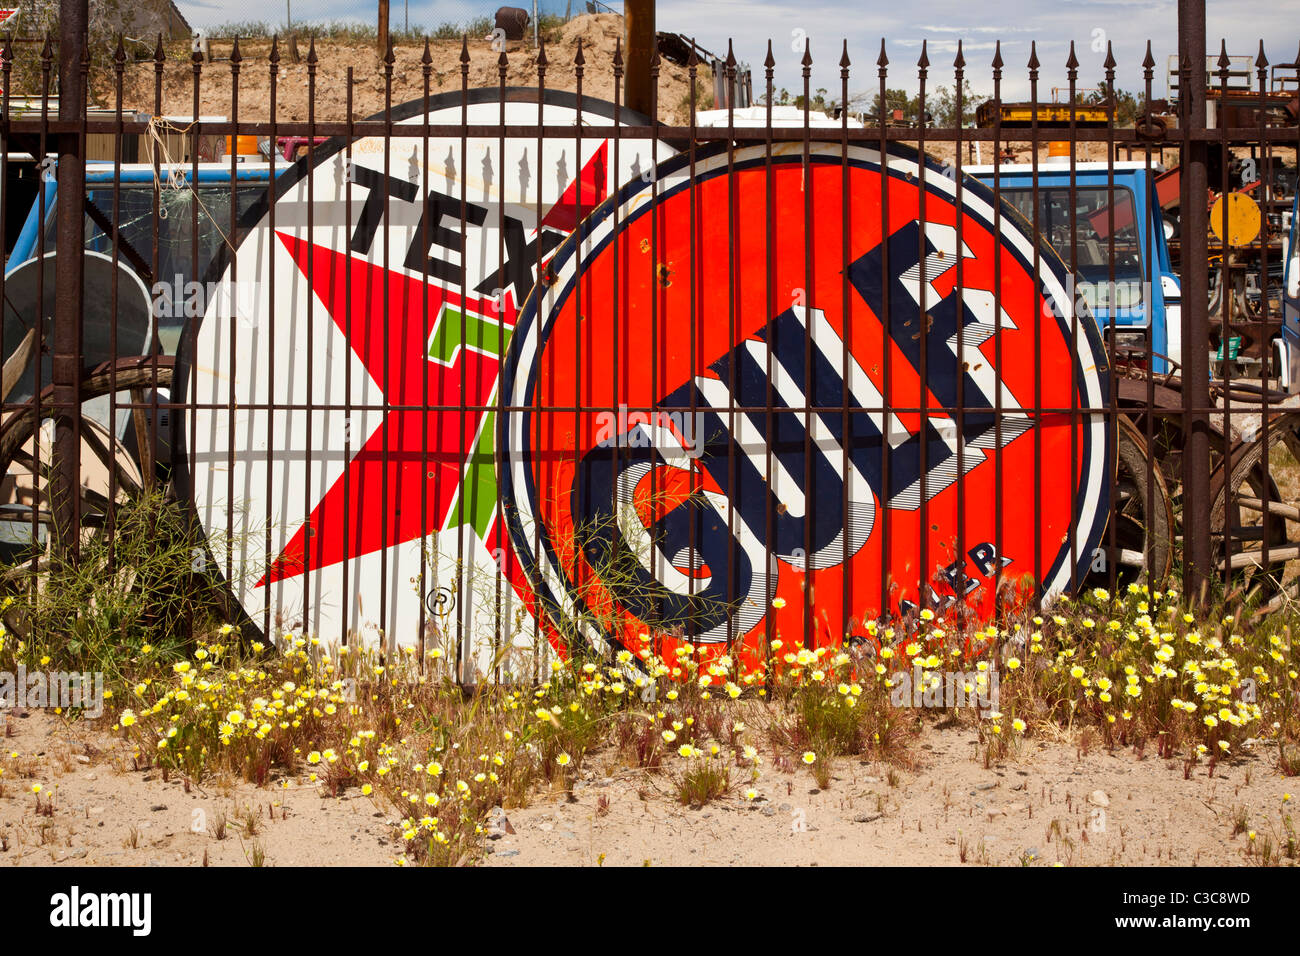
xmin=0 ymin=357 xmax=174 ymax=567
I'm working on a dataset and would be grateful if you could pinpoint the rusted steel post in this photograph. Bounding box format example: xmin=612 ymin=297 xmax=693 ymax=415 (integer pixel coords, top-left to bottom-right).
xmin=624 ymin=0 xmax=655 ymax=118
xmin=1179 ymin=0 xmax=1213 ymax=597
xmin=53 ymin=0 xmax=87 ymax=561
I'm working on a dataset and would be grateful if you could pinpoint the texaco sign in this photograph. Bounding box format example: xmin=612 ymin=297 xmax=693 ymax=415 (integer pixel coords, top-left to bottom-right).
xmin=499 ymin=143 xmax=1112 ymax=662
xmin=178 ymin=90 xmax=670 ymax=674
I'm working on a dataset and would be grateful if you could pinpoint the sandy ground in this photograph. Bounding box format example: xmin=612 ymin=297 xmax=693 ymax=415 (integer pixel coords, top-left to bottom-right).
xmin=0 ymin=710 xmax=400 ymax=867
xmin=481 ymin=725 xmax=1294 ymax=867
xmin=2 ymin=707 xmax=1292 ymax=867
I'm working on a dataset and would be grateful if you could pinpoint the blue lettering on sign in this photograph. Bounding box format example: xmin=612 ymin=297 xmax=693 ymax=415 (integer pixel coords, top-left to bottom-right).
xmin=570 ymin=220 xmax=1033 ymax=638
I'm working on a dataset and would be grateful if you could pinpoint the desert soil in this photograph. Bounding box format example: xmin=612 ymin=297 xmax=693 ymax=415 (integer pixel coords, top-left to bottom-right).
xmin=107 ymin=15 xmax=707 ymax=126
xmin=1 ymin=707 xmax=1291 ymax=867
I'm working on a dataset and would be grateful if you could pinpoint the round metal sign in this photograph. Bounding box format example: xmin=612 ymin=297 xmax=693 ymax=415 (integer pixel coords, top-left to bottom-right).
xmin=177 ymin=89 xmax=671 ymax=674
xmin=500 ymin=143 xmax=1112 ymax=660
xmin=1209 ymin=192 xmax=1261 ymax=248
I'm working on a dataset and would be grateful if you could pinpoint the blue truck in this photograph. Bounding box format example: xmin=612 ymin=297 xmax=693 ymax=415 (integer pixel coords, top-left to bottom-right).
xmin=6 ymin=160 xmax=285 ymax=355
xmin=1285 ymin=192 xmax=1300 ymax=380
xmin=971 ymin=159 xmax=1300 ymax=390
xmin=968 ymin=160 xmax=1185 ymax=375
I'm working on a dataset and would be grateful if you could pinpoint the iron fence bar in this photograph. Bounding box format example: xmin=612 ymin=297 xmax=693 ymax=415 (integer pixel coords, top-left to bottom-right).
xmin=496 ymin=41 xmax=510 ymax=684
xmin=1029 ymin=41 xmax=1043 ymax=614
xmin=916 ymin=41 xmax=931 ymax=622
xmin=342 ymin=56 xmax=354 ymax=648
xmin=41 ymin=32 xmax=54 ymax=590
xmin=1103 ymin=42 xmax=1119 ymax=592
xmin=686 ymin=41 xmax=701 ymax=652
xmin=953 ymin=41 xmax=968 ymax=615
xmin=130 ymin=399 xmax=1259 ymax=417
xmin=839 ymin=41 xmax=852 ymax=642
xmin=378 ymin=37 xmax=394 ymax=655
xmin=1255 ymin=43 xmax=1272 ymax=578
xmin=763 ymin=40 xmax=777 ymax=683
xmin=1217 ymin=41 xmax=1234 ymax=594
xmin=418 ymin=37 xmax=431 ymax=671
xmin=1141 ymin=42 xmax=1158 ymax=598
xmin=1067 ymin=43 xmax=1081 ymax=596
xmin=530 ymin=39 xmax=545 ymax=680
xmin=265 ymin=37 xmax=280 ymax=645
xmin=725 ymin=43 xmax=742 ymax=657
xmin=52 ymin=3 xmax=87 ymax=563
xmin=991 ymin=41 xmax=1005 ymax=616
xmin=107 ymin=39 xmax=123 ymax=577
xmin=456 ymin=43 xmax=468 ymax=676
xmin=1180 ymin=0 xmax=1214 ymax=599
xmin=14 ymin=114 xmax=1300 ymax=143
xmin=188 ymin=36 xmax=202 ymax=613
xmin=227 ymin=39 xmax=241 ymax=637
xmin=801 ymin=37 xmax=815 ymax=648
xmin=0 ymin=38 xmax=9 ymax=568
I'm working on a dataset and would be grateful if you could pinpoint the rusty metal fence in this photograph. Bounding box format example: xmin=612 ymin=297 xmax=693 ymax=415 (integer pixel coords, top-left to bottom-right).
xmin=1 ymin=2 xmax=1298 ymax=682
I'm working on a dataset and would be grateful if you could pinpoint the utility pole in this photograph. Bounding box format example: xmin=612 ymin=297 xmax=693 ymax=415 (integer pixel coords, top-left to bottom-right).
xmin=52 ymin=0 xmax=87 ymax=562
xmin=624 ymin=0 xmax=655 ymax=117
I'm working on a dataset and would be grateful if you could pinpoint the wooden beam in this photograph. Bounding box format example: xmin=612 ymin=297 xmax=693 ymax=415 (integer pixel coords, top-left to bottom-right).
xmin=624 ymin=0 xmax=655 ymax=118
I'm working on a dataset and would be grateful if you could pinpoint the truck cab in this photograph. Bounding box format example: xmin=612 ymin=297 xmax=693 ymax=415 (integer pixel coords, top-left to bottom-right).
xmin=1284 ymin=192 xmax=1300 ymax=386
xmin=967 ymin=160 xmax=1182 ymax=374
xmin=7 ymin=160 xmax=287 ymax=355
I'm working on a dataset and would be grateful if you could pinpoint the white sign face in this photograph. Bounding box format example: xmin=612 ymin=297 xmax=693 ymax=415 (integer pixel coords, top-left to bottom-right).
xmin=178 ymin=91 xmax=671 ymax=676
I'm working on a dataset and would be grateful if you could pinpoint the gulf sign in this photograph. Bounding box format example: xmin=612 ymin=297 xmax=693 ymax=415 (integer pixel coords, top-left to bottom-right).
xmin=499 ymin=143 xmax=1111 ymax=660
xmin=177 ymin=90 xmax=670 ymax=676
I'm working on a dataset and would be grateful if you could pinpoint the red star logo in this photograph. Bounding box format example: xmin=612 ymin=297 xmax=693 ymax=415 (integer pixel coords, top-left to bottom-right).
xmin=256 ymin=142 xmax=613 ymax=591
xmin=257 ymin=233 xmax=509 ymax=587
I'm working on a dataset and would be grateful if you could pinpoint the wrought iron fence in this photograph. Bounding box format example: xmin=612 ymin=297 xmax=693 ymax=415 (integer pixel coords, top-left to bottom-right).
xmin=1 ymin=3 xmax=1298 ymax=684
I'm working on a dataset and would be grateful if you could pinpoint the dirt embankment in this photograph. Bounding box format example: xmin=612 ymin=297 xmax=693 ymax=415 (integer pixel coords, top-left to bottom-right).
xmin=105 ymin=15 xmax=705 ymax=126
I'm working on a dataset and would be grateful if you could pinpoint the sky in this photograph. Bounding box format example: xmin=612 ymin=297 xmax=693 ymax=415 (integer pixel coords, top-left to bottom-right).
xmin=178 ymin=0 xmax=1299 ymax=105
